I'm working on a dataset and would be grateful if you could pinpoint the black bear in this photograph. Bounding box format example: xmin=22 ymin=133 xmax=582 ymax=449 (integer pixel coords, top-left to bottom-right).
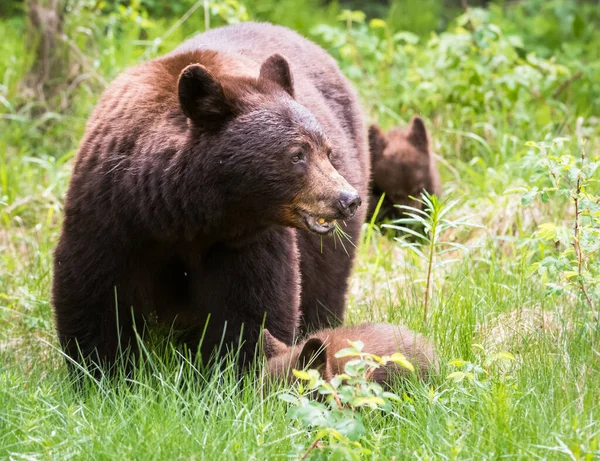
xmin=367 ymin=116 xmax=442 ymax=223
xmin=52 ymin=22 xmax=370 ymax=374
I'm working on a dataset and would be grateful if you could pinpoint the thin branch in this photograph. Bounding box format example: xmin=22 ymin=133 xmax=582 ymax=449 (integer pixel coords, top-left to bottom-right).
xmin=301 ymin=438 xmax=324 ymax=460
xmin=553 ymin=71 xmax=583 ymax=99
xmin=332 ymin=390 xmax=343 ymax=410
xmin=572 ymin=144 xmax=594 ymax=311
xmin=364 ymin=366 xmax=378 ymax=382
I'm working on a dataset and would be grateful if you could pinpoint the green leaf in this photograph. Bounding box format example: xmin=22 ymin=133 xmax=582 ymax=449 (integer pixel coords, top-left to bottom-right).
xmin=334 ymin=347 xmax=361 ymax=359
xmin=330 ymin=376 xmax=343 ymax=389
xmin=369 ymin=18 xmax=387 ymax=29
xmin=447 ymin=371 xmax=466 ymax=382
xmin=521 ymin=187 xmax=538 ymax=206
xmin=344 ymin=359 xmax=369 ymax=377
xmin=328 ymin=428 xmax=344 ymax=441
xmin=382 ymin=391 xmax=402 ymax=401
xmin=330 ymin=445 xmax=361 ymax=461
xmin=315 ymin=429 xmax=329 ymax=440
xmin=278 ymin=394 xmax=298 ymax=404
xmin=347 ymin=340 xmax=364 ymax=352
xmin=368 ymin=353 xmax=384 ymax=364
xmin=352 ymin=396 xmax=385 ymax=408
xmin=292 ymin=369 xmax=311 ymax=381
xmin=389 ymin=353 xmax=415 ymax=372
xmin=494 ymin=352 xmax=515 ymax=361
xmin=537 ymin=222 xmax=558 ymax=241
xmin=337 ymin=9 xmax=365 ymax=24
xmin=393 ymin=31 xmax=420 ymax=44
xmin=564 ymin=271 xmax=579 ymax=280
xmin=334 ymin=414 xmax=366 ymax=441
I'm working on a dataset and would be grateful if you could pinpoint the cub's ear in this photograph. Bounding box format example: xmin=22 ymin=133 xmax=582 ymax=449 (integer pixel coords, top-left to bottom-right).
xmin=259 ymin=54 xmax=294 ymax=98
xmin=178 ymin=64 xmax=232 ymax=127
xmin=262 ymin=329 xmax=289 ymax=359
xmin=407 ymin=116 xmax=430 ymax=153
xmin=297 ymin=338 xmax=329 ymax=379
xmin=368 ymin=124 xmax=386 ymax=163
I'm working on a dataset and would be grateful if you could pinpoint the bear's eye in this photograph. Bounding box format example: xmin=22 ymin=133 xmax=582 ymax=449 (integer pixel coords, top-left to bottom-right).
xmin=326 ymin=148 xmax=333 ymax=159
xmin=291 ymin=151 xmax=305 ymax=164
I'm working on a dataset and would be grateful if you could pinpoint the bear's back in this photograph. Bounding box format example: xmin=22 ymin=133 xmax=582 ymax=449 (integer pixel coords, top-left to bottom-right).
xmin=315 ymin=323 xmax=438 ymax=379
xmin=173 ymin=22 xmax=338 ymax=80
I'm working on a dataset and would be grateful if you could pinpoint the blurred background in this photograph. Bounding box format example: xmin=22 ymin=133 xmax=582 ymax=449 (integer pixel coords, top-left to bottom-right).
xmin=1 ymin=0 xmax=599 ymax=156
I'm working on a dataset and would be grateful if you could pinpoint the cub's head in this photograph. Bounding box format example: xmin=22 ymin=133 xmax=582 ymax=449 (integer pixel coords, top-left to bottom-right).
xmin=368 ymin=117 xmax=441 ymax=218
xmin=178 ymin=53 xmax=361 ymax=235
xmin=262 ymin=329 xmax=330 ymax=385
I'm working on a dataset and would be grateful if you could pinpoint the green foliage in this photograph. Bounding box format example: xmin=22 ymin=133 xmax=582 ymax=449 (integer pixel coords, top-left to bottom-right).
xmin=313 ymin=6 xmax=584 ymax=134
xmin=280 ymin=341 xmax=521 ymax=460
xmin=443 ymin=346 xmax=516 ymax=410
xmin=280 ymin=340 xmax=416 ymax=459
xmin=490 ymin=0 xmax=600 ymax=58
xmin=385 ymin=193 xmax=481 ymax=322
xmin=513 ymin=137 xmax=600 ymax=309
xmin=1 ymin=0 xmax=600 ymax=459
xmin=386 ymin=0 xmax=442 ymax=37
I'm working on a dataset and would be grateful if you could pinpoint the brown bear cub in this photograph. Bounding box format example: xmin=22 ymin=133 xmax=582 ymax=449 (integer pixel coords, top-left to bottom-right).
xmin=263 ymin=323 xmax=438 ymax=387
xmin=52 ymin=22 xmax=369 ymax=376
xmin=367 ymin=116 xmax=442 ymax=224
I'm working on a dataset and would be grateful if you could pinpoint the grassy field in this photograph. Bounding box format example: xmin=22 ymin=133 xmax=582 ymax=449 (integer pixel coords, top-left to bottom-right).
xmin=1 ymin=0 xmax=599 ymax=459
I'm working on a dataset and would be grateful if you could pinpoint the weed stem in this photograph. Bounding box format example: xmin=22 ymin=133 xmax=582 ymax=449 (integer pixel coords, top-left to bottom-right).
xmin=573 ymin=144 xmax=594 ymax=312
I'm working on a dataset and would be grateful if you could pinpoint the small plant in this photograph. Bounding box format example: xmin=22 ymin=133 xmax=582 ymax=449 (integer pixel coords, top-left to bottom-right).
xmin=279 ymin=340 xmax=414 ymax=460
xmin=513 ymin=137 xmax=600 ymax=314
xmin=384 ymin=193 xmax=480 ymax=323
xmin=439 ymin=345 xmax=516 ymax=411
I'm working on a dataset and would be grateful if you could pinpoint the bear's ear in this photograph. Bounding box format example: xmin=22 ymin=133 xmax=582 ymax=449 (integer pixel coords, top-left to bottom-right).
xmin=368 ymin=124 xmax=386 ymax=164
xmin=259 ymin=54 xmax=295 ymax=98
xmin=297 ymin=338 xmax=329 ymax=378
xmin=407 ymin=116 xmax=430 ymax=154
xmin=178 ymin=64 xmax=232 ymax=127
xmin=262 ymin=329 xmax=289 ymax=359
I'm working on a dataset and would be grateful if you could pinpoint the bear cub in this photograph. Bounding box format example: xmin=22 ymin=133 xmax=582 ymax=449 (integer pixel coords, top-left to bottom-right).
xmin=263 ymin=323 xmax=438 ymax=388
xmin=367 ymin=116 xmax=442 ymax=224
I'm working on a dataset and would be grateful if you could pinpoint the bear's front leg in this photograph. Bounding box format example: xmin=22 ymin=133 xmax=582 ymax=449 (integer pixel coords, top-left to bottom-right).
xmin=297 ymin=217 xmax=362 ymax=333
xmin=176 ymin=227 xmax=302 ymax=367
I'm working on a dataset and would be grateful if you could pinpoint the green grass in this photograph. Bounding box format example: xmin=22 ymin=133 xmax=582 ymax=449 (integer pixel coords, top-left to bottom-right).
xmin=1 ymin=0 xmax=600 ymax=459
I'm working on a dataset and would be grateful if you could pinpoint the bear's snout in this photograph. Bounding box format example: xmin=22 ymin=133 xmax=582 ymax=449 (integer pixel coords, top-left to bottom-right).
xmin=336 ymin=190 xmax=361 ymax=219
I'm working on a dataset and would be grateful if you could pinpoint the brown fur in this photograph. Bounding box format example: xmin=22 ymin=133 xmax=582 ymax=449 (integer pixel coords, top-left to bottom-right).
xmin=52 ymin=23 xmax=369 ymax=375
xmin=367 ymin=116 xmax=442 ymax=223
xmin=263 ymin=323 xmax=438 ymax=387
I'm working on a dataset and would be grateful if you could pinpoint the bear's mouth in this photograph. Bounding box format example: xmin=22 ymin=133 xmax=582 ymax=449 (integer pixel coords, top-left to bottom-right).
xmin=297 ymin=210 xmax=337 ymax=235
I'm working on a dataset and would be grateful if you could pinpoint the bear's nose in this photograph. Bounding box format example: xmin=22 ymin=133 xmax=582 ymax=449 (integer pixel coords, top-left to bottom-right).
xmin=337 ymin=191 xmax=362 ymax=218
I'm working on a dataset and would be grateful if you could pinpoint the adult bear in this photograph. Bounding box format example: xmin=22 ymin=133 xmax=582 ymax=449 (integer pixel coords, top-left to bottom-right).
xmin=52 ymin=22 xmax=369 ymax=373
